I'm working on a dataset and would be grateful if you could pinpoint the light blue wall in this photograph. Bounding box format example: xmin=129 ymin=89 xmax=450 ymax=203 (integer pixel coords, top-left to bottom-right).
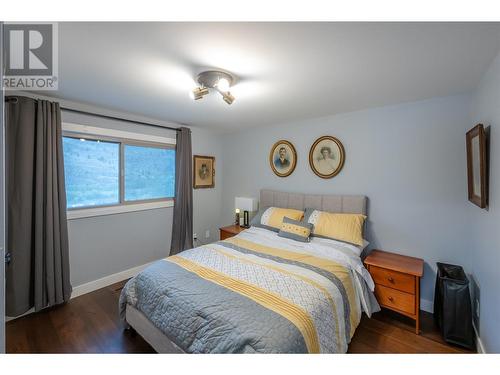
xmin=220 ymin=94 xmax=472 ymax=310
xmin=467 ymin=50 xmax=500 ymax=353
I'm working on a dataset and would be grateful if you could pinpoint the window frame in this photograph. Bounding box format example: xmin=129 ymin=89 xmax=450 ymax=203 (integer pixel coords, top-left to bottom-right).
xmin=62 ymin=122 xmax=176 ymax=219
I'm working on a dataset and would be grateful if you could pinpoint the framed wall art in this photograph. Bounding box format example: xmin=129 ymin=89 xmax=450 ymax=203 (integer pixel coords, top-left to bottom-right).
xmin=269 ymin=140 xmax=297 ymax=177
xmin=466 ymin=124 xmax=488 ymax=208
xmin=193 ymin=155 xmax=215 ymax=189
xmin=309 ymin=136 xmax=345 ymax=179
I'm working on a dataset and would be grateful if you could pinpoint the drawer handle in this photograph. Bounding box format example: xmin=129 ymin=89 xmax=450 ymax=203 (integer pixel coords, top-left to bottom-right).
xmin=388 ymin=296 xmax=394 ymax=302
xmin=387 ymin=277 xmax=395 ymax=283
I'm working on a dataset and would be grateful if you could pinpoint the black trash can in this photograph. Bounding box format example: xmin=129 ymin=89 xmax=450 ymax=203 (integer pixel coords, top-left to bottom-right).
xmin=434 ymin=262 xmax=474 ymax=349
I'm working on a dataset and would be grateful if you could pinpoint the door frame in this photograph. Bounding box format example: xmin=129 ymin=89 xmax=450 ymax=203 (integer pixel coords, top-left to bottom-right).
xmin=0 ymin=20 xmax=6 ymax=354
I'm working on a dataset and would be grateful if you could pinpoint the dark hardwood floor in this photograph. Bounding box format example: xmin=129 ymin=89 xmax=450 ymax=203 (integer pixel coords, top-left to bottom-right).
xmin=6 ymin=281 xmax=474 ymax=354
xmin=348 ymin=309 xmax=474 ymax=353
xmin=7 ymin=280 xmax=154 ymax=354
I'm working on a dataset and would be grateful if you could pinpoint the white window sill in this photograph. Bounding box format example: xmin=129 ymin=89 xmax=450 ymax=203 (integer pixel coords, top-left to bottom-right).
xmin=67 ymin=200 xmax=174 ymax=220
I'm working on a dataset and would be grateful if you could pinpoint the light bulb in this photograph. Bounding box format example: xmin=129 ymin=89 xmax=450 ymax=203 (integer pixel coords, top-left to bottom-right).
xmin=217 ymin=77 xmax=230 ymax=92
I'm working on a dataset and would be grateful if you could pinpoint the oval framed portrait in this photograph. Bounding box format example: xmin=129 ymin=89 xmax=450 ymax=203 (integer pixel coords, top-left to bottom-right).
xmin=269 ymin=140 xmax=297 ymax=177
xmin=309 ymin=136 xmax=345 ymax=179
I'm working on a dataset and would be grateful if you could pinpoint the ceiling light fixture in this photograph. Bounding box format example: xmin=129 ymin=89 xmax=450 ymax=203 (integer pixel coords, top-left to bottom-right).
xmin=190 ymin=70 xmax=236 ymax=105
xmin=189 ymin=86 xmax=209 ymax=100
xmin=221 ymin=91 xmax=235 ymax=105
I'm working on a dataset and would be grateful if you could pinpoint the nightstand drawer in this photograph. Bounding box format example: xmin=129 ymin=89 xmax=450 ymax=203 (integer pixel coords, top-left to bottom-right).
xmin=369 ymin=265 xmax=415 ymax=294
xmin=375 ymin=284 xmax=415 ymax=315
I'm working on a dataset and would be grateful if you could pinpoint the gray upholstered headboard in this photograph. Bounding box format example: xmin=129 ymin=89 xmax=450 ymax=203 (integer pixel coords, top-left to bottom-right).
xmin=259 ymin=189 xmax=367 ymax=215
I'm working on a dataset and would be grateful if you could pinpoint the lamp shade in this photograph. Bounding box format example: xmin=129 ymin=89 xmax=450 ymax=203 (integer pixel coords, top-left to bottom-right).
xmin=235 ymin=197 xmax=258 ymax=212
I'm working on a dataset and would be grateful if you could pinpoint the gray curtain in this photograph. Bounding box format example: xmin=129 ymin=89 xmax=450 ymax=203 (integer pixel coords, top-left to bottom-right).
xmin=170 ymin=127 xmax=193 ymax=255
xmin=5 ymin=96 xmax=72 ymax=316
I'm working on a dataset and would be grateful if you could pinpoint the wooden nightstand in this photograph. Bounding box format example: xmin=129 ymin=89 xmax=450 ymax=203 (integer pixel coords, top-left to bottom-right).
xmin=219 ymin=225 xmax=246 ymax=240
xmin=364 ymin=249 xmax=424 ymax=334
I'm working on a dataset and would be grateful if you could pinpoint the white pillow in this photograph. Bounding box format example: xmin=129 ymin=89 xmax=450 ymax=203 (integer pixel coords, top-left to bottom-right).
xmin=312 ymin=236 xmax=369 ymax=257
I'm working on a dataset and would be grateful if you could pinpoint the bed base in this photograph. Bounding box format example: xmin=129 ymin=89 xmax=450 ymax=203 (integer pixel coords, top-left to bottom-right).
xmin=125 ymin=304 xmax=185 ymax=353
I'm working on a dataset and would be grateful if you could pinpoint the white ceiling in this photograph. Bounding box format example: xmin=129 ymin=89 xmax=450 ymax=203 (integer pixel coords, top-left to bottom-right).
xmin=48 ymin=22 xmax=500 ymax=132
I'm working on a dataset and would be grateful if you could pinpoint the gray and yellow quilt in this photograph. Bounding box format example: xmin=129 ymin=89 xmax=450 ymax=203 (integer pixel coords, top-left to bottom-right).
xmin=119 ymin=227 xmax=379 ymax=353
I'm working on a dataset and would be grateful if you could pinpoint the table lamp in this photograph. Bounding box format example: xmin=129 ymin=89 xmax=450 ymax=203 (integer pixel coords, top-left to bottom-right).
xmin=235 ymin=208 xmax=240 ymax=226
xmin=234 ymin=197 xmax=258 ymax=227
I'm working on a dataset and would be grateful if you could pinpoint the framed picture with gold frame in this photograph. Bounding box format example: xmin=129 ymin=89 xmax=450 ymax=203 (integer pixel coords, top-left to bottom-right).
xmin=466 ymin=124 xmax=488 ymax=208
xmin=309 ymin=136 xmax=345 ymax=179
xmin=193 ymin=155 xmax=215 ymax=189
xmin=269 ymin=140 xmax=297 ymax=177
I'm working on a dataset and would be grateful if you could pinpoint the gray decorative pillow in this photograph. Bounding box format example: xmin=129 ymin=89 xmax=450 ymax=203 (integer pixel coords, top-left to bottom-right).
xmin=278 ymin=217 xmax=314 ymax=242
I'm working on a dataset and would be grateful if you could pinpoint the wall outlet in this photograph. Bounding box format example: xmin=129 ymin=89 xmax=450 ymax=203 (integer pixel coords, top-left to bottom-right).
xmin=193 ymin=233 xmax=198 ymax=241
xmin=205 ymin=230 xmax=210 ymax=239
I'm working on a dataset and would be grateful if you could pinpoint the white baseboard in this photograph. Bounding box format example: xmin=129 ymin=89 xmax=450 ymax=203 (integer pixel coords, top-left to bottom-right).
xmin=6 ymin=260 xmax=157 ymax=322
xmin=421 ymin=299 xmax=484 ymax=353
xmin=421 ymin=301 xmax=484 ymax=354
xmin=70 ymin=261 xmax=156 ymax=299
xmin=473 ymin=323 xmax=486 ymax=353
xmin=420 ymin=298 xmax=433 ymax=313
xmin=5 ymin=308 xmax=34 ymax=322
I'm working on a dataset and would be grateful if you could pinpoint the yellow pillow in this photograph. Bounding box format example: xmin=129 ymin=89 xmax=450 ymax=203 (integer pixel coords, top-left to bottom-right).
xmin=305 ymin=209 xmax=366 ymax=246
xmin=250 ymin=207 xmax=304 ymax=231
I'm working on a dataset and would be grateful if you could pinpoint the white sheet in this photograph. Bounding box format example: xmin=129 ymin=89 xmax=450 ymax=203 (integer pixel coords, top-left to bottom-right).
xmin=235 ymin=226 xmax=379 ymax=317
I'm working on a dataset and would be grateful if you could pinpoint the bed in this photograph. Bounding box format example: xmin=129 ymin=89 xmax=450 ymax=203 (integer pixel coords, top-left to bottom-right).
xmin=119 ymin=190 xmax=379 ymax=353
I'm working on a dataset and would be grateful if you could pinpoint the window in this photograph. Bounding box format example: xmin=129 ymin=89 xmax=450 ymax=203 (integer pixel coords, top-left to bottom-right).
xmin=63 ymin=137 xmax=120 ymax=208
xmin=124 ymin=145 xmax=175 ymax=201
xmin=62 ymin=129 xmax=175 ymax=212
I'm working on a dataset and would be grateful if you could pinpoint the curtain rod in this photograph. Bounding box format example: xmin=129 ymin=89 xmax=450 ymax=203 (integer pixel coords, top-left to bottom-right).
xmin=4 ymin=96 xmax=182 ymax=132
xmin=60 ymin=107 xmax=181 ymax=132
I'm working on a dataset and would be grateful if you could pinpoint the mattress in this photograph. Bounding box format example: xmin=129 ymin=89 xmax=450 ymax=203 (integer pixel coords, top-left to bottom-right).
xmin=120 ymin=227 xmax=379 ymax=353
